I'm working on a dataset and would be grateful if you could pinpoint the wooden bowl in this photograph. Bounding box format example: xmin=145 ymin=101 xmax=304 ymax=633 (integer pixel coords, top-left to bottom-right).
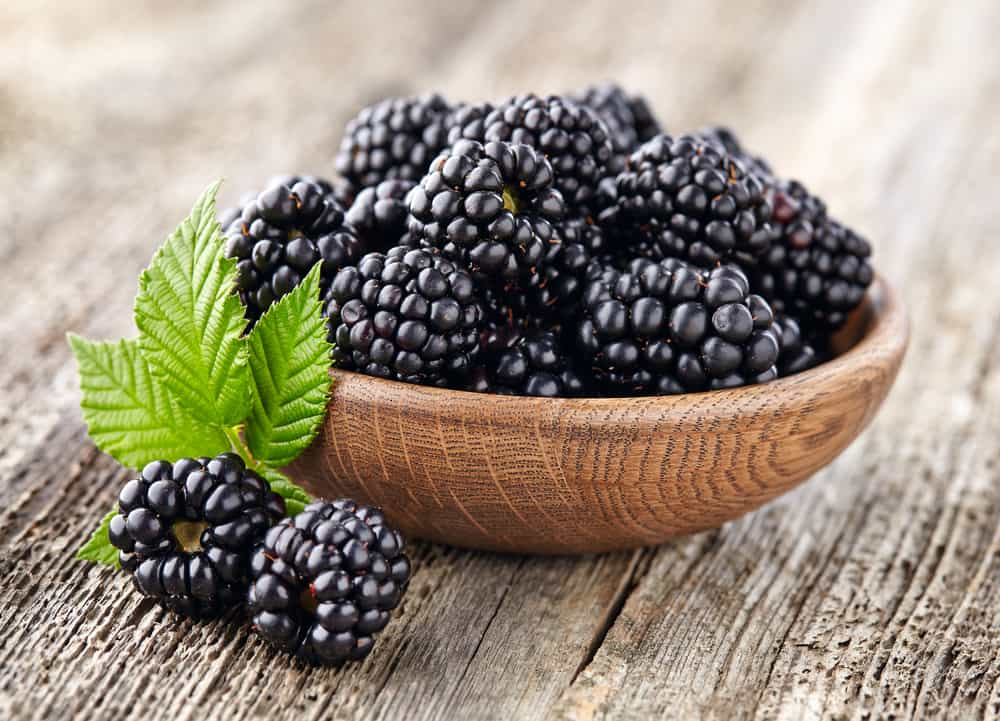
xmin=288 ymin=276 xmax=908 ymax=554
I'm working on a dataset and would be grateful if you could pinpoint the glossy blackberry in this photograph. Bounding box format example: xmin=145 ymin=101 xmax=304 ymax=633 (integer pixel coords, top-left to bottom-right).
xmin=335 ymin=94 xmax=451 ymax=188
xmin=247 ymin=499 xmax=411 ymax=666
xmin=107 ymin=454 xmax=286 ymax=619
xmin=466 ymin=328 xmax=586 ymax=397
xmin=605 ymin=134 xmax=773 ymax=267
xmin=571 ymin=84 xmax=662 ymax=173
xmin=773 ymin=313 xmax=828 ymax=376
xmin=324 ymin=246 xmax=485 ymax=385
xmin=753 ymin=180 xmax=873 ymax=332
xmin=408 ymin=139 xmax=565 ymax=283
xmin=345 ymin=179 xmax=415 ymax=252
xmin=696 ymin=126 xmax=772 ymax=177
xmin=445 ymin=101 xmax=495 ymax=144
xmin=577 ymin=259 xmax=780 ymax=393
xmin=224 ymin=176 xmax=363 ymax=323
xmin=450 ymin=94 xmax=613 ymax=214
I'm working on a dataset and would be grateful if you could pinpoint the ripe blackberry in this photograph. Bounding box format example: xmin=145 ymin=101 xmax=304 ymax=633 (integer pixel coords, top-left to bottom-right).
xmin=224 ymin=176 xmax=363 ymax=322
xmin=335 ymin=94 xmax=451 ymax=188
xmin=577 ymin=259 xmax=780 ymax=393
xmin=445 ymin=101 xmax=495 ymax=144
xmin=773 ymin=313 xmax=827 ymax=376
xmin=345 ymin=179 xmax=415 ymax=251
xmin=696 ymin=126 xmax=772 ymax=177
xmin=107 ymin=454 xmax=286 ymax=618
xmin=571 ymin=84 xmax=662 ymax=173
xmin=466 ymin=328 xmax=586 ymax=397
xmin=247 ymin=499 xmax=411 ymax=666
xmin=450 ymin=94 xmax=613 ymax=214
xmin=605 ymin=134 xmax=773 ymax=267
xmin=753 ymin=180 xmax=873 ymax=332
xmin=407 ymin=139 xmax=565 ymax=283
xmin=324 ymin=246 xmax=484 ymax=386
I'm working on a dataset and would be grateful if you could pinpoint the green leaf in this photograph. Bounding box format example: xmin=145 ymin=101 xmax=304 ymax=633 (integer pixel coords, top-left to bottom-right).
xmin=68 ymin=334 xmax=230 ymax=468
xmin=245 ymin=263 xmax=333 ymax=466
xmin=134 ymin=180 xmax=251 ymax=427
xmin=76 ymin=509 xmax=120 ymax=567
xmin=258 ymin=466 xmax=313 ymax=516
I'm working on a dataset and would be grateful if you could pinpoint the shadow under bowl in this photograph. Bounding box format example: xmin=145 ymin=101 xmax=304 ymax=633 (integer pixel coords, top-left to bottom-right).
xmin=287 ymin=275 xmax=908 ymax=554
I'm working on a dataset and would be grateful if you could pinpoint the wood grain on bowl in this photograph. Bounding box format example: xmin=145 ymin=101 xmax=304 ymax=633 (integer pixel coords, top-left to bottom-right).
xmin=288 ymin=276 xmax=908 ymax=554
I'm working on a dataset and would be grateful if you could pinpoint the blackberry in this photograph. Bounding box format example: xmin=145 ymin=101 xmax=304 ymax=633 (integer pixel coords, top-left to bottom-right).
xmin=407 ymin=139 xmax=565 ymax=283
xmin=450 ymin=94 xmax=613 ymax=214
xmin=696 ymin=126 xmax=772 ymax=177
xmin=753 ymin=180 xmax=873 ymax=332
xmin=445 ymin=101 xmax=495 ymax=144
xmin=247 ymin=499 xmax=411 ymax=666
xmin=224 ymin=176 xmax=363 ymax=322
xmin=571 ymin=84 xmax=662 ymax=173
xmin=324 ymin=246 xmax=484 ymax=385
xmin=345 ymin=179 xmax=415 ymax=251
xmin=577 ymin=258 xmax=780 ymax=393
xmin=466 ymin=328 xmax=586 ymax=397
xmin=605 ymin=134 xmax=773 ymax=267
xmin=107 ymin=454 xmax=286 ymax=619
xmin=335 ymin=94 xmax=451 ymax=188
xmin=773 ymin=313 xmax=828 ymax=376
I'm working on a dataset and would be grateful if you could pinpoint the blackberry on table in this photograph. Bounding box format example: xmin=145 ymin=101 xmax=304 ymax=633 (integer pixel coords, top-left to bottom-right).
xmin=324 ymin=246 xmax=485 ymax=386
xmin=224 ymin=176 xmax=363 ymax=323
xmin=107 ymin=454 xmax=286 ymax=619
xmin=450 ymin=94 xmax=613 ymax=214
xmin=247 ymin=499 xmax=411 ymax=666
xmin=604 ymin=133 xmax=774 ymax=267
xmin=335 ymin=94 xmax=451 ymax=188
xmin=345 ymin=179 xmax=415 ymax=252
xmin=466 ymin=327 xmax=586 ymax=397
xmin=576 ymin=258 xmax=780 ymax=393
xmin=407 ymin=139 xmax=565 ymax=283
xmin=753 ymin=180 xmax=873 ymax=332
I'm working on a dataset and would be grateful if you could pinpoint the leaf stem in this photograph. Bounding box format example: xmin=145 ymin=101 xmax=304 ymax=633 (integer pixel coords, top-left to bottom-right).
xmin=224 ymin=425 xmax=261 ymax=470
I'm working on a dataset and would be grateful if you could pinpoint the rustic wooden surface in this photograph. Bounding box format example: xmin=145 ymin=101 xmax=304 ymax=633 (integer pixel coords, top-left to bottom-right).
xmin=0 ymin=1 xmax=997 ymax=719
xmin=290 ymin=278 xmax=907 ymax=554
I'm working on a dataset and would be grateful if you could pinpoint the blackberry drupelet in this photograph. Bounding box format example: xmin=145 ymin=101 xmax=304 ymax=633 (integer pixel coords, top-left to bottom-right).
xmin=570 ymin=84 xmax=663 ymax=173
xmin=753 ymin=180 xmax=873 ymax=332
xmin=577 ymin=258 xmax=780 ymax=393
xmin=450 ymin=94 xmax=614 ymax=214
xmin=224 ymin=176 xmax=363 ymax=323
xmin=107 ymin=454 xmax=286 ymax=618
xmin=324 ymin=246 xmax=485 ymax=386
xmin=407 ymin=139 xmax=565 ymax=283
xmin=466 ymin=327 xmax=586 ymax=397
xmin=345 ymin=179 xmax=415 ymax=252
xmin=605 ymin=134 xmax=774 ymax=267
xmin=335 ymin=94 xmax=451 ymax=188
xmin=247 ymin=499 xmax=411 ymax=666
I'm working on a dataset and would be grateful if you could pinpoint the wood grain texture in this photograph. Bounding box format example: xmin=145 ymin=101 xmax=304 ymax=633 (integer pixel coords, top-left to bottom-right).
xmin=288 ymin=278 xmax=907 ymax=553
xmin=1 ymin=0 xmax=999 ymax=719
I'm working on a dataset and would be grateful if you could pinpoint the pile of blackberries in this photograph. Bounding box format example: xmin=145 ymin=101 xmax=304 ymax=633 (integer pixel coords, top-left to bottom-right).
xmin=224 ymin=85 xmax=873 ymax=397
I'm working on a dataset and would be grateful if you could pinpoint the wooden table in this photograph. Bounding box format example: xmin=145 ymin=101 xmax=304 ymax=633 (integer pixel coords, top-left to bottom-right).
xmin=2 ymin=2 xmax=997 ymax=719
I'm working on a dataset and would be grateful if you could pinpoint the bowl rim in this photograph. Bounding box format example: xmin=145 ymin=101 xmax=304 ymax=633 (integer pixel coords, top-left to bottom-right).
xmin=327 ymin=274 xmax=907 ymax=407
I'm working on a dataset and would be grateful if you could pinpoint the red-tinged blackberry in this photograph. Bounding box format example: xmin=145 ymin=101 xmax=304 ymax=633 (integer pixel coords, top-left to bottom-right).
xmin=107 ymin=454 xmax=286 ymax=619
xmin=324 ymin=246 xmax=485 ymax=386
xmin=407 ymin=139 xmax=565 ymax=283
xmin=451 ymin=94 xmax=614 ymax=214
xmin=605 ymin=134 xmax=774 ymax=267
xmin=335 ymin=94 xmax=451 ymax=188
xmin=247 ymin=499 xmax=411 ymax=666
xmin=224 ymin=176 xmax=364 ymax=323
xmin=753 ymin=180 xmax=874 ymax=332
xmin=345 ymin=179 xmax=415 ymax=251
xmin=577 ymin=258 xmax=780 ymax=394
xmin=465 ymin=327 xmax=587 ymax=397
xmin=570 ymin=84 xmax=663 ymax=173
